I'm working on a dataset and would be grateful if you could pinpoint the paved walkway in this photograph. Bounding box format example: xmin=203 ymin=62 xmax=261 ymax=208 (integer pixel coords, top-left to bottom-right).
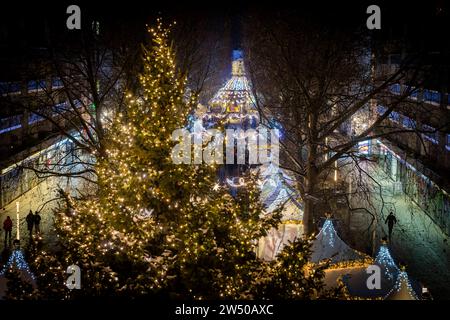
xmin=346 ymin=161 xmax=450 ymax=299
xmin=1 ymin=159 xmax=448 ymax=299
xmin=0 ymin=175 xmax=77 ymax=255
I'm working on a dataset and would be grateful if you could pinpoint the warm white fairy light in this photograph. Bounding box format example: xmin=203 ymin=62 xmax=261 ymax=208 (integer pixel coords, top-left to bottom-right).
xmin=334 ymin=161 xmax=338 ymax=182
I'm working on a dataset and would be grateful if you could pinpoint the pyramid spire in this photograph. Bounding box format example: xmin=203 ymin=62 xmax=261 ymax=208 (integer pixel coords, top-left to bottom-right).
xmin=0 ymin=249 xmax=35 ymax=280
xmin=385 ymin=267 xmax=419 ymax=300
xmin=232 ymin=50 xmax=245 ymax=76
xmin=375 ymin=243 xmax=399 ymax=281
xmin=310 ymin=218 xmax=368 ymax=264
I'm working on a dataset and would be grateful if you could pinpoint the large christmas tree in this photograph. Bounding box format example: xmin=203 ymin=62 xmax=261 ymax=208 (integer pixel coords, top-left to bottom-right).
xmin=21 ymin=19 xmax=342 ymax=300
xmin=52 ymin=21 xmax=280 ymax=299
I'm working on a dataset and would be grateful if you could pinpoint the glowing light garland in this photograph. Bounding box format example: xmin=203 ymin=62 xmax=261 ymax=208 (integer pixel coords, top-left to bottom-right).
xmin=276 ymin=219 xmax=301 ymax=225
xmin=226 ymin=177 xmax=246 ymax=188
xmin=0 ymin=249 xmax=35 ymax=280
xmin=326 ymin=259 xmax=373 ymax=270
xmin=210 ymin=76 xmax=255 ymax=109
xmin=321 ymin=219 xmax=336 ymax=247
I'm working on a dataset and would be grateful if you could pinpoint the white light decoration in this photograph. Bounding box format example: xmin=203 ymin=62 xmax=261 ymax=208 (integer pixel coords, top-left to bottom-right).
xmin=375 ymin=245 xmax=399 ymax=281
xmin=226 ymin=177 xmax=246 ymax=188
xmin=256 ymin=179 xmax=264 ymax=188
xmin=0 ymin=249 xmax=35 ymax=280
xmin=136 ymin=208 xmax=153 ymax=220
xmin=385 ymin=270 xmax=419 ymax=300
xmin=310 ymin=218 xmax=370 ymax=264
xmin=321 ymin=219 xmax=336 ymax=247
xmin=334 ymin=161 xmax=338 ymax=182
xmin=260 ymin=163 xmax=280 ymax=178
xmin=192 ymin=119 xmax=205 ymax=134
xmin=266 ymin=178 xmax=278 ymax=188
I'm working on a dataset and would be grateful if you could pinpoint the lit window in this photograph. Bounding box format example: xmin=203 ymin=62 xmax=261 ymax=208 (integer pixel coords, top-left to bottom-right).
xmin=377 ymin=105 xmax=387 ymax=115
xmin=390 ymin=84 xmax=401 ymax=94
xmin=52 ymin=77 xmax=63 ymax=88
xmin=28 ymin=80 xmax=46 ymax=92
xmin=388 ymin=111 xmax=400 ymax=123
xmin=422 ymin=124 xmax=439 ymax=144
xmin=0 ymin=82 xmax=21 ymax=95
xmin=423 ymin=90 xmax=441 ymax=104
xmin=402 ymin=116 xmax=416 ymax=129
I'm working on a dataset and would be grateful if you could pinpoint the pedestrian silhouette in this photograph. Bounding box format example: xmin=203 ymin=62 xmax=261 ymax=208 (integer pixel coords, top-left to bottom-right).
xmin=26 ymin=210 xmax=34 ymax=238
xmin=34 ymin=211 xmax=41 ymax=235
xmin=385 ymin=211 xmax=397 ymax=241
xmin=3 ymin=216 xmax=13 ymax=246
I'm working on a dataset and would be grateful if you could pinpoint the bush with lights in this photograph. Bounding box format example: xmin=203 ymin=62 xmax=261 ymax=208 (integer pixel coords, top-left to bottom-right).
xmin=250 ymin=235 xmax=347 ymax=299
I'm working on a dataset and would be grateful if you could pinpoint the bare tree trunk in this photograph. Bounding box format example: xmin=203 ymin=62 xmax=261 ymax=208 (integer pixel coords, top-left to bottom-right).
xmin=371 ymin=211 xmax=379 ymax=255
xmin=303 ymin=196 xmax=314 ymax=236
xmin=304 ymin=144 xmax=318 ymax=236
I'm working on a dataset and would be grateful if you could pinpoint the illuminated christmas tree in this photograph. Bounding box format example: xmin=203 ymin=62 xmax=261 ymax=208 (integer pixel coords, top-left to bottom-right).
xmin=51 ymin=20 xmax=279 ymax=299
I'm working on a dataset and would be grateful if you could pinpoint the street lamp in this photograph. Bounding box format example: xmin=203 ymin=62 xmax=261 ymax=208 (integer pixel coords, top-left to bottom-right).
xmin=16 ymin=201 xmax=20 ymax=240
xmin=334 ymin=161 xmax=338 ymax=182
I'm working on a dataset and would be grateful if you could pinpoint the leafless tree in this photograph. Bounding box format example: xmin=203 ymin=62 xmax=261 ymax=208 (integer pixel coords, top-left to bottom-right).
xmin=2 ymin=16 xmax=229 ymax=193
xmin=171 ymin=14 xmax=232 ymax=106
xmin=243 ymin=11 xmax=428 ymax=236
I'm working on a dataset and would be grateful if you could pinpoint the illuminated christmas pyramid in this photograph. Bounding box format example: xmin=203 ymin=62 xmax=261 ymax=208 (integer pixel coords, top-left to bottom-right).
xmin=207 ymin=50 xmax=258 ymax=124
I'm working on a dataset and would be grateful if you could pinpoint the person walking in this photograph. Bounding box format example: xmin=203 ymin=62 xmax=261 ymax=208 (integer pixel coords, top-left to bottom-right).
xmin=385 ymin=211 xmax=397 ymax=241
xmin=26 ymin=210 xmax=34 ymax=238
xmin=34 ymin=211 xmax=41 ymax=235
xmin=3 ymin=216 xmax=13 ymax=245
